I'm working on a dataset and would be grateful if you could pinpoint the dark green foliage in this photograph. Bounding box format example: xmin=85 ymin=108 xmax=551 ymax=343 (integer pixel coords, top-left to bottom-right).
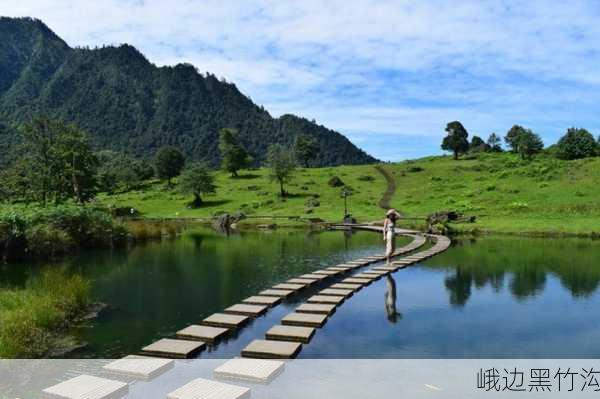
xmin=516 ymin=130 xmax=544 ymax=160
xmin=96 ymin=151 xmax=153 ymax=193
xmin=8 ymin=115 xmax=98 ymax=204
xmin=294 ymin=134 xmax=320 ymax=167
xmin=328 ymin=176 xmax=345 ymax=187
xmin=266 ymin=144 xmax=296 ymax=197
xmin=556 ymin=128 xmax=598 ymax=160
xmin=0 ymin=18 xmax=377 ymax=167
xmin=504 ymin=125 xmax=527 ymax=152
xmin=154 ymin=146 xmax=185 ymax=185
xmin=218 ymin=128 xmax=252 ymax=177
xmin=178 ymin=163 xmax=216 ymax=207
xmin=441 ymin=121 xmax=469 ymax=159
xmin=487 ymin=133 xmax=503 ymax=152
xmin=469 ymin=135 xmax=488 ymax=152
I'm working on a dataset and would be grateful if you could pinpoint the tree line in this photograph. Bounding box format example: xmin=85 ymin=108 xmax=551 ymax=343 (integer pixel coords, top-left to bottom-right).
xmin=441 ymin=121 xmax=600 ymax=161
xmin=0 ymin=115 xmax=322 ymax=207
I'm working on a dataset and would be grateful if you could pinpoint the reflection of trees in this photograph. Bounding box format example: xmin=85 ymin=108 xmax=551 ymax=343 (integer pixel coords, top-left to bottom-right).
xmin=444 ymin=268 xmax=472 ymax=307
xmin=509 ymin=267 xmax=546 ymax=300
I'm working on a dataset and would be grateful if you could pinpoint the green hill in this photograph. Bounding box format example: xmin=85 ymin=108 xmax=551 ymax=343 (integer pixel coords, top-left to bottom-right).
xmin=0 ymin=17 xmax=376 ymax=167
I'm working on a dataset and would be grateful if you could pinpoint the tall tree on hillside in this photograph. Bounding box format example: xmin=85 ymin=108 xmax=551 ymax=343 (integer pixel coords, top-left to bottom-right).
xmin=556 ymin=128 xmax=598 ymax=160
xmin=469 ymin=135 xmax=487 ymax=152
xmin=441 ymin=121 xmax=469 ymax=159
xmin=294 ymin=134 xmax=320 ymax=167
xmin=504 ymin=125 xmax=527 ymax=152
xmin=218 ymin=128 xmax=252 ymax=177
xmin=154 ymin=146 xmax=185 ymax=186
xmin=16 ymin=115 xmax=98 ymax=204
xmin=178 ymin=163 xmax=216 ymax=208
xmin=515 ymin=130 xmax=544 ymax=160
xmin=266 ymin=144 xmax=296 ymax=197
xmin=487 ymin=133 xmax=503 ymax=152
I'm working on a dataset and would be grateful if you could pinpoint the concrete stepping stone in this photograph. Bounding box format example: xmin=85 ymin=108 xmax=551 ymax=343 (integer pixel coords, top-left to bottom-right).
xmin=242 ymin=339 xmax=302 ymax=359
xmin=362 ymin=270 xmax=389 ymax=276
xmin=330 ymin=283 xmax=362 ymax=291
xmin=320 ymin=288 xmax=353 ymax=297
xmin=266 ymin=324 xmax=315 ymax=343
xmin=296 ymin=303 xmax=336 ymax=315
xmin=343 ymin=277 xmax=371 ymax=285
xmin=103 ymin=355 xmax=173 ymax=379
xmin=214 ymin=358 xmax=285 ymax=383
xmin=327 ymin=266 xmax=353 ymax=271
xmin=353 ymin=273 xmax=381 ymax=280
xmin=273 ymin=283 xmax=305 ymax=290
xmin=373 ymin=266 xmax=398 ymax=272
xmin=243 ymin=295 xmax=281 ymax=306
xmin=43 ymin=374 xmax=129 ymax=399
xmin=176 ymin=325 xmax=228 ymax=343
xmin=307 ymin=295 xmax=345 ymax=305
xmin=312 ymin=269 xmax=339 ymax=276
xmin=282 ymin=312 xmax=327 ymax=328
xmin=167 ymin=378 xmax=250 ymax=399
xmin=141 ymin=338 xmax=204 ymax=359
xmin=299 ymin=273 xmax=329 ymax=280
xmin=224 ymin=304 xmax=268 ymax=317
xmin=202 ymin=313 xmax=249 ymax=329
xmin=259 ymin=289 xmax=294 ymax=297
xmin=288 ymin=278 xmax=318 ymax=285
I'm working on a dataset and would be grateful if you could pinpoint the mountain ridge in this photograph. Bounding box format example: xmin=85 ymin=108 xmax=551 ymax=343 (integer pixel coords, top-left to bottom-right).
xmin=0 ymin=17 xmax=377 ymax=167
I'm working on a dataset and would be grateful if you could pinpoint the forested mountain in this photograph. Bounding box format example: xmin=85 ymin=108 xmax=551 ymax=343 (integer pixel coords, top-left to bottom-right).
xmin=0 ymin=17 xmax=377 ymax=167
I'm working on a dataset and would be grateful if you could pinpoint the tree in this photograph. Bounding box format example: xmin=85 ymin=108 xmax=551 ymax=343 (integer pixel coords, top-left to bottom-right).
xmin=504 ymin=125 xmax=527 ymax=152
xmin=154 ymin=146 xmax=185 ymax=186
xmin=294 ymin=134 xmax=320 ymax=167
xmin=16 ymin=115 xmax=98 ymax=204
xmin=178 ymin=163 xmax=216 ymax=208
xmin=516 ymin=130 xmax=544 ymax=160
xmin=266 ymin=144 xmax=296 ymax=197
xmin=555 ymin=128 xmax=598 ymax=160
xmin=218 ymin=128 xmax=252 ymax=177
xmin=441 ymin=121 xmax=469 ymax=159
xmin=487 ymin=133 xmax=503 ymax=152
xmin=469 ymin=135 xmax=488 ymax=152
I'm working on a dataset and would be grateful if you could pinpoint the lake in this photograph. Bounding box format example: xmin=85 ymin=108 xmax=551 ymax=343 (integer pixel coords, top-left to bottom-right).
xmin=1 ymin=227 xmax=599 ymax=358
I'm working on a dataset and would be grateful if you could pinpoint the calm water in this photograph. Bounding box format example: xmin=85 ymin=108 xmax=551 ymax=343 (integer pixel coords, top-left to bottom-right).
xmin=1 ymin=229 xmax=599 ymax=358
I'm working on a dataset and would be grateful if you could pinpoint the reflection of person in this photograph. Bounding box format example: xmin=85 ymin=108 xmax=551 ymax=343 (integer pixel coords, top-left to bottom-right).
xmin=385 ymin=275 xmax=401 ymax=323
xmin=383 ymin=209 xmax=401 ymax=264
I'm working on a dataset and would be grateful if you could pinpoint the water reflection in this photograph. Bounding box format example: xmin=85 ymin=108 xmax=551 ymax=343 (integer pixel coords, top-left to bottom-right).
xmin=384 ymin=275 xmax=402 ymax=322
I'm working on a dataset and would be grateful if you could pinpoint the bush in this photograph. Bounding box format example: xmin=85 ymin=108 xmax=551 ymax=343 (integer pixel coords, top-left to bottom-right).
xmin=556 ymin=128 xmax=598 ymax=160
xmin=25 ymin=224 xmax=73 ymax=257
xmin=328 ymin=176 xmax=344 ymax=187
xmin=407 ymin=166 xmax=424 ymax=172
xmin=357 ymin=175 xmax=375 ymax=182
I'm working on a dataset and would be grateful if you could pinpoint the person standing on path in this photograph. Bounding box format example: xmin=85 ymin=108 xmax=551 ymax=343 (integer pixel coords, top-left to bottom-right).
xmin=383 ymin=208 xmax=401 ymax=264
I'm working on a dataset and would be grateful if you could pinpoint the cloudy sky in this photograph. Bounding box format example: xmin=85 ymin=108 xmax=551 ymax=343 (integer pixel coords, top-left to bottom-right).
xmin=4 ymin=0 xmax=600 ymax=160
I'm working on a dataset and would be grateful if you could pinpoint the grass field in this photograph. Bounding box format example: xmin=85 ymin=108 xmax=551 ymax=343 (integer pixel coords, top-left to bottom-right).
xmin=97 ymin=152 xmax=600 ymax=236
xmin=99 ymin=164 xmax=387 ymax=223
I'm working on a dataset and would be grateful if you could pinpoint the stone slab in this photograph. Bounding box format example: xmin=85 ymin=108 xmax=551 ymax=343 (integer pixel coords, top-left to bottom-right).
xmin=103 ymin=355 xmax=173 ymax=380
xmin=296 ymin=303 xmax=336 ymax=315
xmin=319 ymin=288 xmax=353 ymax=297
xmin=343 ymin=277 xmax=372 ymax=285
xmin=281 ymin=312 xmax=327 ymax=328
xmin=307 ymin=295 xmax=345 ymax=305
xmin=353 ymin=273 xmax=381 ymax=280
xmin=214 ymin=358 xmax=285 ymax=383
xmin=326 ymin=266 xmax=353 ymax=271
xmin=330 ymin=283 xmax=362 ymax=291
xmin=141 ymin=338 xmax=204 ymax=359
xmin=266 ymin=324 xmax=315 ymax=343
xmin=259 ymin=289 xmax=295 ymax=297
xmin=167 ymin=378 xmax=250 ymax=399
xmin=176 ymin=325 xmax=228 ymax=343
xmin=299 ymin=273 xmax=329 ymax=280
xmin=201 ymin=313 xmax=249 ymax=329
xmin=242 ymin=339 xmax=302 ymax=359
xmin=373 ymin=266 xmax=398 ymax=272
xmin=287 ymin=278 xmax=318 ymax=285
xmin=273 ymin=283 xmax=306 ymax=290
xmin=243 ymin=295 xmax=282 ymax=306
xmin=362 ymin=270 xmax=389 ymax=276
xmin=43 ymin=375 xmax=129 ymax=399
xmin=224 ymin=303 xmax=268 ymax=317
xmin=312 ymin=270 xmax=340 ymax=276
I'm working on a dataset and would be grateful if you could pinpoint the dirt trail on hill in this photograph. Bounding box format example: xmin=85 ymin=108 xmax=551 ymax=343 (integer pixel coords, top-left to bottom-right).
xmin=374 ymin=165 xmax=396 ymax=210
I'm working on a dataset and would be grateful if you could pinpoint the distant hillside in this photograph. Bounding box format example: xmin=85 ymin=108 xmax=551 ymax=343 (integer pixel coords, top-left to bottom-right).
xmin=0 ymin=17 xmax=377 ymax=167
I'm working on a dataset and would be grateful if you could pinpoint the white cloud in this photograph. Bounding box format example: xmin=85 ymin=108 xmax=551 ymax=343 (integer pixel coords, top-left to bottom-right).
xmin=3 ymin=0 xmax=600 ymax=159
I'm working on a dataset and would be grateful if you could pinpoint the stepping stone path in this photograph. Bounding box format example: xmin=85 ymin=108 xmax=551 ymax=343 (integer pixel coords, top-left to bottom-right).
xmin=266 ymin=325 xmax=315 ymax=343
xmin=259 ymin=289 xmax=294 ymax=297
xmin=43 ymin=375 xmax=129 ymax=399
xmin=243 ymin=295 xmax=281 ymax=306
xmin=319 ymin=288 xmax=354 ymax=297
xmin=281 ymin=312 xmax=328 ymax=328
xmin=167 ymin=378 xmax=250 ymax=399
xmin=103 ymin=355 xmax=173 ymax=380
xmin=307 ymin=295 xmax=345 ymax=305
xmin=202 ymin=313 xmax=249 ymax=329
xmin=141 ymin=338 xmax=204 ymax=358
xmin=224 ymin=304 xmax=268 ymax=317
xmin=296 ymin=303 xmax=336 ymax=315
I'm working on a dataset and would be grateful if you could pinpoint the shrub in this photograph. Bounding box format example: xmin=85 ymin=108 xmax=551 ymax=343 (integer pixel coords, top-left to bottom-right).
xmin=25 ymin=224 xmax=73 ymax=257
xmin=357 ymin=175 xmax=375 ymax=182
xmin=328 ymin=176 xmax=344 ymax=187
xmin=305 ymin=198 xmax=320 ymax=208
xmin=407 ymin=166 xmax=424 ymax=172
xmin=556 ymin=128 xmax=598 ymax=160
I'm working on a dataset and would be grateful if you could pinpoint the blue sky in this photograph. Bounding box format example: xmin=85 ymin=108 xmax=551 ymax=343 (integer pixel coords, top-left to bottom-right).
xmin=4 ymin=0 xmax=600 ymax=161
